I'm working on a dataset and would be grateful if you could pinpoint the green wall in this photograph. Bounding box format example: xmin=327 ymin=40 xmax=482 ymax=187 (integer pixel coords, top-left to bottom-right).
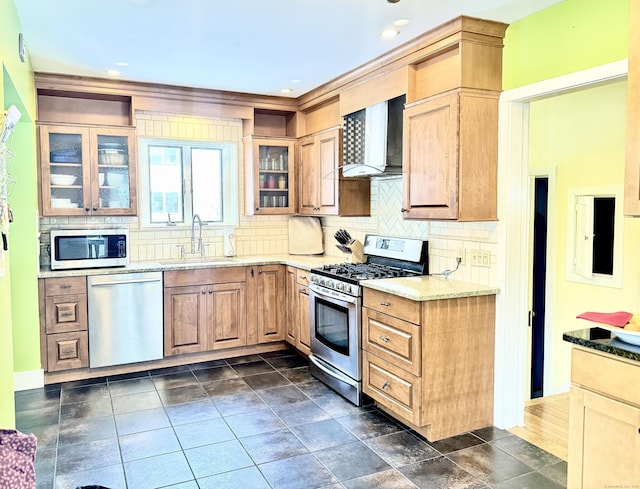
xmin=503 ymin=0 xmax=629 ymax=90
xmin=1 ymin=0 xmax=36 ymax=428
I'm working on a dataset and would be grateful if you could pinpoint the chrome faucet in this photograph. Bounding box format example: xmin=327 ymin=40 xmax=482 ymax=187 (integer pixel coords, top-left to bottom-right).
xmin=191 ymin=214 xmax=203 ymax=256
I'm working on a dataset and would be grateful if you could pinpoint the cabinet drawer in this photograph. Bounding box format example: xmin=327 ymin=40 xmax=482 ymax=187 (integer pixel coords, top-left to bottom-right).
xmin=572 ymin=348 xmax=640 ymax=407
xmin=296 ymin=269 xmax=310 ymax=286
xmin=363 ymin=288 xmax=420 ymax=324
xmin=45 ymin=294 xmax=88 ymax=334
xmin=45 ymin=276 xmax=86 ymax=296
xmin=363 ymin=307 xmax=421 ymax=376
xmin=363 ymin=350 xmax=422 ymax=426
xmin=46 ymin=331 xmax=89 ymax=372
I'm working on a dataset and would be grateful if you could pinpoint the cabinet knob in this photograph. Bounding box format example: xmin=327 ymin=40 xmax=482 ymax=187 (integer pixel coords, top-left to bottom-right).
xmin=92 ymin=207 xmax=97 ymax=211
xmin=208 ymin=289 xmax=213 ymax=294
xmin=256 ymin=207 xmax=259 ymax=211
xmin=381 ymin=381 xmax=390 ymax=390
xmin=401 ymin=208 xmax=408 ymax=213
xmin=380 ymin=301 xmax=391 ymax=307
xmin=85 ymin=207 xmax=90 ymax=212
xmin=201 ymin=290 xmax=206 ymax=295
xmin=379 ymin=335 xmax=390 ymax=343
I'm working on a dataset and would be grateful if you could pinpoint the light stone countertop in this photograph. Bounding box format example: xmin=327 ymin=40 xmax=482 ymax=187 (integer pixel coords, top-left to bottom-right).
xmin=361 ymin=275 xmax=500 ymax=301
xmin=38 ymin=253 xmax=341 ymax=279
xmin=39 ymin=254 xmax=499 ymax=301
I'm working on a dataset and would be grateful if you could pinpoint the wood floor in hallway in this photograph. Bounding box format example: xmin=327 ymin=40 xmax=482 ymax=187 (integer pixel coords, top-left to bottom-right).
xmin=508 ymin=392 xmax=570 ymax=461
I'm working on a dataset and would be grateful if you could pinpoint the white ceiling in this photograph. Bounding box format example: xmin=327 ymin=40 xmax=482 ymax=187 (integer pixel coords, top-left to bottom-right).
xmin=13 ymin=0 xmax=562 ymax=98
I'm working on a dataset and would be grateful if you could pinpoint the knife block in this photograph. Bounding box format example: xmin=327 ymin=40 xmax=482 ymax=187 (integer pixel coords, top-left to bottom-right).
xmin=347 ymin=240 xmax=365 ymax=263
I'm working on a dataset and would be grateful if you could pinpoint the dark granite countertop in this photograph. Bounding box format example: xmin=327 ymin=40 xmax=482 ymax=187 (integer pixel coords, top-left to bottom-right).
xmin=563 ymin=327 xmax=640 ymax=363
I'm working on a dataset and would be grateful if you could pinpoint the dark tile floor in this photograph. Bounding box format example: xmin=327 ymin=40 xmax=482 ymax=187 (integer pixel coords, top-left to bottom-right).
xmin=15 ymin=349 xmax=567 ymax=489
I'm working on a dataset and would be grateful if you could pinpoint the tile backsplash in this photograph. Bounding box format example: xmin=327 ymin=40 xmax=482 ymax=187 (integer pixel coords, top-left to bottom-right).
xmin=39 ymin=112 xmax=497 ymax=286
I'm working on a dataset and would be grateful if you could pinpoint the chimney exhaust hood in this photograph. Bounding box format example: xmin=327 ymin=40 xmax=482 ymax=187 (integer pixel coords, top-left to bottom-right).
xmin=342 ymin=94 xmax=405 ymax=177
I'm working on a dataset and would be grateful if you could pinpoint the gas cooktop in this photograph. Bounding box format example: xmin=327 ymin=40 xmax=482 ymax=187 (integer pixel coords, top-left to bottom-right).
xmin=314 ymin=262 xmax=421 ymax=281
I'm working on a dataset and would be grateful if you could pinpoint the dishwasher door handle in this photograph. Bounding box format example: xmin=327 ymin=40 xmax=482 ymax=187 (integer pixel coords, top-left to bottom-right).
xmin=90 ymin=278 xmax=162 ymax=287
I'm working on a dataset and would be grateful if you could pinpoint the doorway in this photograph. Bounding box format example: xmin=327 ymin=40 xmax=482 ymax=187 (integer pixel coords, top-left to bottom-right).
xmin=494 ymin=60 xmax=627 ymax=429
xmin=530 ymin=176 xmax=548 ymax=399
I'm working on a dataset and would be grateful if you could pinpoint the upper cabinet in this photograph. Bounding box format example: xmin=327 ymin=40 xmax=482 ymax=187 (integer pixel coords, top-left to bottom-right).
xmin=244 ymin=136 xmax=296 ymax=215
xmin=625 ymin=0 xmax=640 ymax=215
xmin=36 ymin=87 xmax=137 ymax=217
xmin=243 ymin=108 xmax=299 ymax=215
xmin=402 ymin=89 xmax=499 ymax=221
xmin=39 ymin=124 xmax=136 ymax=216
xmin=298 ymin=126 xmax=370 ymax=216
xmin=399 ymin=17 xmax=505 ymax=222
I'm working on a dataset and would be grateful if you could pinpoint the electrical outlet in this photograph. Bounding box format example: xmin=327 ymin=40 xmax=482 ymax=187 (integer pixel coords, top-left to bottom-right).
xmin=456 ymin=248 xmax=466 ymax=265
xmin=471 ymin=250 xmax=491 ymax=268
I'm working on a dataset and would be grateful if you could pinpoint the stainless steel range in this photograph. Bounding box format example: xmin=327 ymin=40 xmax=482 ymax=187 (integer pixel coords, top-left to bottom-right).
xmin=308 ymin=234 xmax=428 ymax=405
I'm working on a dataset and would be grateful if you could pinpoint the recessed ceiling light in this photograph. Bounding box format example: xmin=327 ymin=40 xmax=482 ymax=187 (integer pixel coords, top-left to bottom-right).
xmin=105 ymin=69 xmax=121 ymax=77
xmin=280 ymin=88 xmax=293 ymax=94
xmin=116 ymin=61 xmax=128 ymax=67
xmin=290 ymin=79 xmax=300 ymax=84
xmin=381 ymin=29 xmax=400 ymax=39
xmin=393 ymin=19 xmax=409 ymax=26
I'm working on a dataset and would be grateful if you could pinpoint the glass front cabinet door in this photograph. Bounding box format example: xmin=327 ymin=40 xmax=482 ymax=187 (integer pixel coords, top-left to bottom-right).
xmin=244 ymin=136 xmax=296 ymax=215
xmin=39 ymin=125 xmax=136 ymax=216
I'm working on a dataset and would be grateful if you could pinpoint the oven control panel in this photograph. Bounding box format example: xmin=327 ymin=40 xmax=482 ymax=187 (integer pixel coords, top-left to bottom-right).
xmin=310 ymin=274 xmax=356 ymax=296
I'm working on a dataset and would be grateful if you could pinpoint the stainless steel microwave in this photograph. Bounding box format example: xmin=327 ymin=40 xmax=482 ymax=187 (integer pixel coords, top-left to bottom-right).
xmin=50 ymin=228 xmax=129 ymax=270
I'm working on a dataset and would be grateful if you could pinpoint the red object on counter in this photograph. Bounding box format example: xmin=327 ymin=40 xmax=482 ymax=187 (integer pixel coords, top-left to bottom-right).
xmin=576 ymin=311 xmax=633 ymax=327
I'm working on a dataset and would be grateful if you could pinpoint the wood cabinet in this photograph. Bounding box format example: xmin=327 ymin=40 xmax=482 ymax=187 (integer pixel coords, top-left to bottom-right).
xmin=164 ymin=267 xmax=247 ymax=356
xmin=402 ymin=89 xmax=498 ymax=221
xmin=298 ymin=127 xmax=370 ymax=217
xmin=38 ymin=124 xmax=137 ymax=216
xmin=568 ymin=348 xmax=640 ymax=488
xmin=362 ymin=288 xmax=496 ymax=441
xmin=285 ymin=266 xmax=298 ymax=345
xmin=39 ymin=276 xmax=89 ymax=372
xmin=296 ymin=271 xmax=311 ymax=356
xmin=285 ymin=267 xmax=311 ymax=355
xmin=244 ymin=136 xmax=296 ymax=215
xmin=625 ymin=0 xmax=640 ymax=215
xmin=249 ymin=264 xmax=286 ymax=344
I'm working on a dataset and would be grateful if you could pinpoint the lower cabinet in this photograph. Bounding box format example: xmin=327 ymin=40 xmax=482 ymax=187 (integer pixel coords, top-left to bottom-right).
xmin=284 ymin=266 xmax=311 ymax=355
xmin=39 ymin=276 xmax=89 ymax=372
xmin=568 ymin=348 xmax=640 ymax=488
xmin=164 ymin=267 xmax=247 ymax=356
xmin=250 ymin=264 xmax=285 ymax=344
xmin=362 ymin=288 xmax=496 ymax=441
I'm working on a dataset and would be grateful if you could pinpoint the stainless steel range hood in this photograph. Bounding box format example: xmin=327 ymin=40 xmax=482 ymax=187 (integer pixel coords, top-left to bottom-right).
xmin=342 ymin=94 xmax=405 ymax=177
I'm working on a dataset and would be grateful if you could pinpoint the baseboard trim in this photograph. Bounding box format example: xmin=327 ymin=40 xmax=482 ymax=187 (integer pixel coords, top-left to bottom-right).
xmin=14 ymin=369 xmax=45 ymax=391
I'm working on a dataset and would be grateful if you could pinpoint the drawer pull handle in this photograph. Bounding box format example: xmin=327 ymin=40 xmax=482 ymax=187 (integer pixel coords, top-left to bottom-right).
xmin=61 ymin=349 xmax=74 ymax=355
xmin=380 ymin=302 xmax=390 ymax=307
xmin=60 ymin=284 xmax=71 ymax=289
xmin=379 ymin=336 xmax=390 ymax=343
xmin=60 ymin=312 xmax=73 ymax=317
xmin=381 ymin=381 xmax=390 ymax=390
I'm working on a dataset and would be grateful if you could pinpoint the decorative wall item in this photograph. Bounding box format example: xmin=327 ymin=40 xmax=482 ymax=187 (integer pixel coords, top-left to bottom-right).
xmin=0 ymin=105 xmax=22 ymax=277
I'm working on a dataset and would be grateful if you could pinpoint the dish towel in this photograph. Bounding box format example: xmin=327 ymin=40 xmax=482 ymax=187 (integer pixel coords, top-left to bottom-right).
xmin=576 ymin=311 xmax=633 ymax=327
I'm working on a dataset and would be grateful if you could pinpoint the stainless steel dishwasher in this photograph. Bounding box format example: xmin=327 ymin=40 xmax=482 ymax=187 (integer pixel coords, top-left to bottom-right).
xmin=87 ymin=271 xmax=163 ymax=368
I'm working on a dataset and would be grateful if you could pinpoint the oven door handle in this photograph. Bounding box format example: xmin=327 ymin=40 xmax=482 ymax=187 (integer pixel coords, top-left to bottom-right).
xmin=309 ymin=283 xmax=358 ymax=305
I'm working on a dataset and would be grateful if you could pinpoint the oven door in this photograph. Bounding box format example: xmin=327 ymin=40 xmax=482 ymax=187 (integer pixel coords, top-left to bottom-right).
xmin=309 ymin=282 xmax=361 ymax=381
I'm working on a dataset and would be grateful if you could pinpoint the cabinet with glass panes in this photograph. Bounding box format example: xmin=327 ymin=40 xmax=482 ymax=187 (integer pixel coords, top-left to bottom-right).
xmin=39 ymin=124 xmax=136 ymax=216
xmin=244 ymin=136 xmax=296 ymax=215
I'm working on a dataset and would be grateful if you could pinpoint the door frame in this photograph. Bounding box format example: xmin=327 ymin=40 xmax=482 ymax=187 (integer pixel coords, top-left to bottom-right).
xmin=494 ymin=59 xmax=627 ymax=428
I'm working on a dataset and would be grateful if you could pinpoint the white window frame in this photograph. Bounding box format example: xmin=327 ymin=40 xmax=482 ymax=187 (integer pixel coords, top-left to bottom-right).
xmin=566 ymin=185 xmax=623 ymax=288
xmin=138 ymin=138 xmax=238 ymax=228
